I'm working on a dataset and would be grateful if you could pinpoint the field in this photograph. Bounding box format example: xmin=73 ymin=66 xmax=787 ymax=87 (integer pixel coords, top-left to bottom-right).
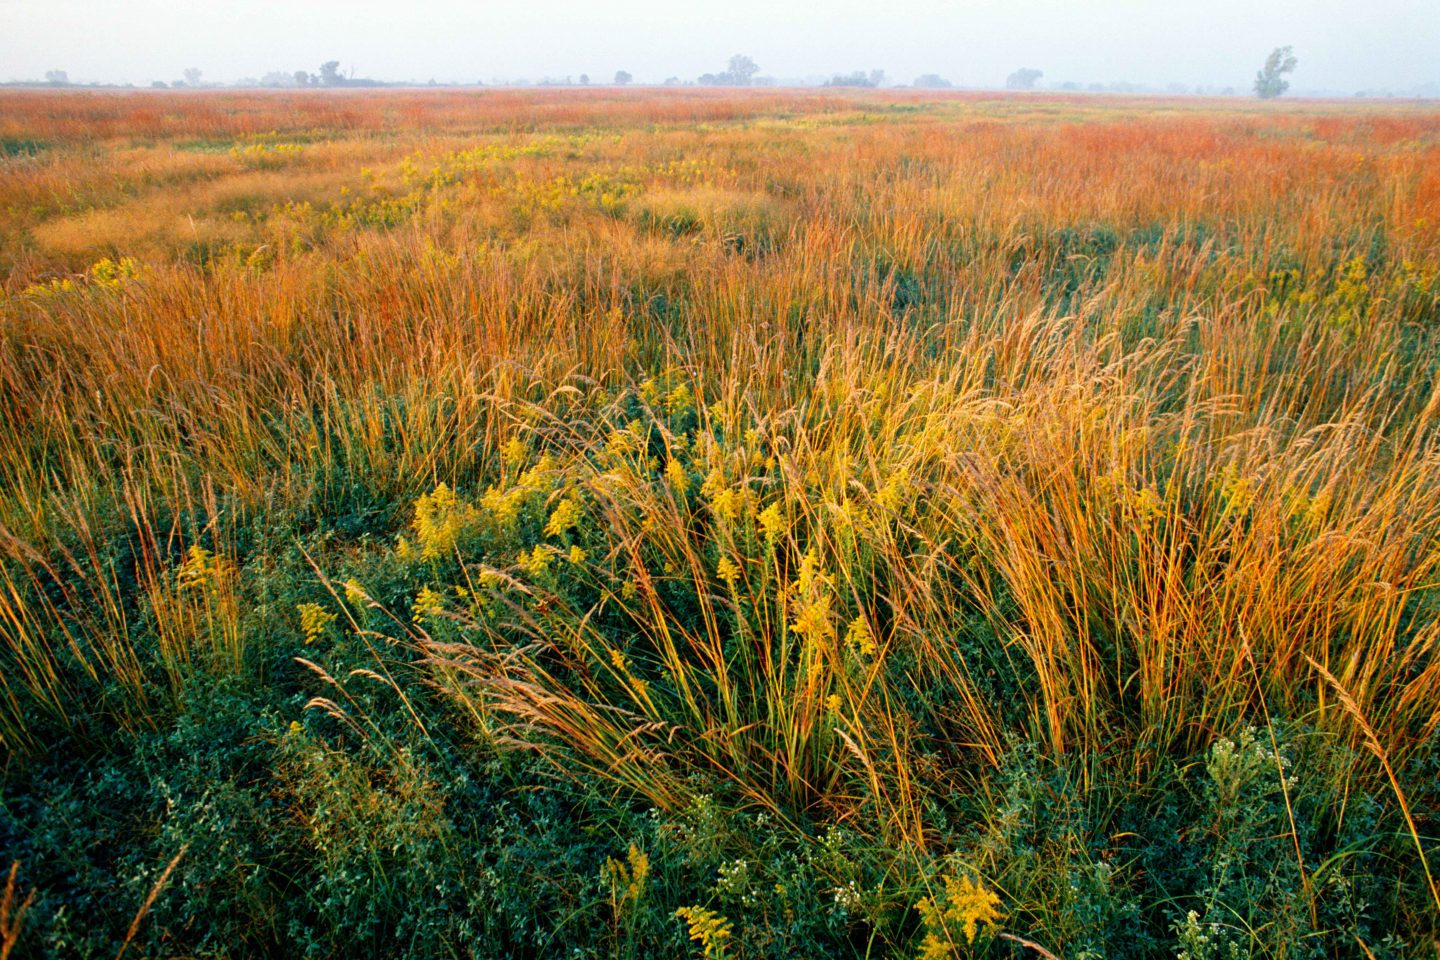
xmin=1 ymin=87 xmax=1439 ymax=958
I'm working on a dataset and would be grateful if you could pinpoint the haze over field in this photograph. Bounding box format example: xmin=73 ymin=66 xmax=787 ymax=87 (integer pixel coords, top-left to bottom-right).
xmin=2 ymin=0 xmax=1437 ymax=91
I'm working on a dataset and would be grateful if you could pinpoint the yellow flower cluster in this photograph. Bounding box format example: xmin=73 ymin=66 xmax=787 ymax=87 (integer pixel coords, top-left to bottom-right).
xmin=343 ymin=578 xmax=369 ymax=608
xmin=787 ymin=548 xmax=834 ymax=643
xmin=412 ymin=585 xmax=445 ymax=624
xmin=703 ymin=468 xmax=745 ymax=524
xmin=916 ymin=874 xmax=1004 ymax=957
xmin=296 ymin=602 xmax=337 ymax=644
xmin=602 ymin=844 xmax=651 ymax=915
xmin=673 ymin=905 xmax=733 ymax=958
xmin=412 ymin=483 xmax=480 ymax=561
xmin=176 ymin=545 xmax=235 ymax=594
xmin=665 ymin=458 xmax=690 ymax=494
xmin=544 ymin=496 xmax=583 ymax=538
xmin=1218 ymin=463 xmax=1254 ymax=519
xmin=716 ymin=556 xmax=741 ymax=586
xmin=519 ymin=545 xmax=553 ymax=578
xmin=607 ymin=420 xmax=645 ymax=457
xmin=845 ymin=616 xmax=877 ymax=657
xmin=756 ymin=502 xmax=786 ymax=542
xmin=665 ymin=382 xmax=693 ymax=416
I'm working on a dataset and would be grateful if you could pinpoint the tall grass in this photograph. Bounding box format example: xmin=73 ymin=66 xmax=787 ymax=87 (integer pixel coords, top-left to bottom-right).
xmin=1 ymin=88 xmax=1438 ymax=954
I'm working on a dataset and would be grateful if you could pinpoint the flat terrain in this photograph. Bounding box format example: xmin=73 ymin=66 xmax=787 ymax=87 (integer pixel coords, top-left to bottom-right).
xmin=1 ymin=88 xmax=1439 ymax=958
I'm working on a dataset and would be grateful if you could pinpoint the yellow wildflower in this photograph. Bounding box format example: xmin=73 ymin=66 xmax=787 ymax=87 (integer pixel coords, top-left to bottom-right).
xmin=502 ymin=436 xmax=528 ymax=466
xmin=700 ymin=467 xmax=726 ymax=498
xmin=789 ymin=596 xmax=834 ymax=643
xmin=413 ymin=586 xmax=445 ymax=624
xmin=297 ymin=602 xmax=337 ymax=644
xmin=757 ymin=502 xmax=786 ymax=542
xmin=716 ymin=556 xmax=741 ymax=586
xmin=602 ymin=844 xmax=651 ymax=913
xmin=665 ymin=458 xmax=690 ymax=494
xmin=916 ymin=874 xmax=1004 ymax=951
xmin=665 ymin=382 xmax=692 ymax=416
xmin=876 ymin=467 xmax=911 ymax=514
xmin=176 ymin=545 xmax=234 ymax=593
xmin=674 ymin=905 xmax=733 ymax=958
xmin=481 ymin=484 xmax=525 ymax=526
xmin=711 ymin=486 xmax=744 ymax=524
xmin=545 ymin=496 xmax=583 ymax=538
xmin=520 ymin=545 xmax=552 ymax=577
xmin=845 ymin=616 xmax=877 ymax=657
xmin=569 ymin=544 xmax=587 ymax=565
xmin=412 ymin=483 xmax=479 ymax=560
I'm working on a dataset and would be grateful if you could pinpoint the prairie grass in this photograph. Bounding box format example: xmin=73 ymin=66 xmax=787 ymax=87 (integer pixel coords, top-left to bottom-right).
xmin=0 ymin=88 xmax=1438 ymax=957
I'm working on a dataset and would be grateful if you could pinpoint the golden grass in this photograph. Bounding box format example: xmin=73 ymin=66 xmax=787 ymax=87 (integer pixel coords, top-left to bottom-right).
xmin=1 ymin=89 xmax=1438 ymax=875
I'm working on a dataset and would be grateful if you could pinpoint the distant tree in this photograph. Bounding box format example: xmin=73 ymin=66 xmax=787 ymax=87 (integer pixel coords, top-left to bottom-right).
xmin=294 ymin=70 xmax=313 ymax=87
xmin=151 ymin=80 xmax=169 ymax=89
xmin=319 ymin=60 xmax=344 ymax=86
xmin=182 ymin=67 xmax=203 ymax=87
xmin=1005 ymin=67 xmax=1043 ymax=90
xmin=914 ymin=73 xmax=952 ymax=89
xmin=664 ymin=76 xmax=681 ymax=86
xmin=698 ymin=55 xmax=759 ymax=86
xmin=579 ymin=73 xmax=589 ymax=85
xmin=44 ymin=69 xmax=69 ymax=85
xmin=614 ymin=69 xmax=632 ymax=85
xmin=727 ymin=54 xmax=758 ymax=86
xmin=1253 ymin=46 xmax=1297 ymax=99
xmin=824 ymin=70 xmax=884 ymax=88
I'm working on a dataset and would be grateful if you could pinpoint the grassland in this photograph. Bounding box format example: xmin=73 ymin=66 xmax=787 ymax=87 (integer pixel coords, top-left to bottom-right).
xmin=1 ymin=87 xmax=1438 ymax=958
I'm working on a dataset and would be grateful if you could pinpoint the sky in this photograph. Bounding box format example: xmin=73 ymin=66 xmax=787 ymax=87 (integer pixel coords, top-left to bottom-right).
xmin=2 ymin=0 xmax=1436 ymax=92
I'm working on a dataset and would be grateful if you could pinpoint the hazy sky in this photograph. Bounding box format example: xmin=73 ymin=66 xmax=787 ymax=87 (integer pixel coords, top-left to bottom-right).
xmin=3 ymin=0 xmax=1436 ymax=91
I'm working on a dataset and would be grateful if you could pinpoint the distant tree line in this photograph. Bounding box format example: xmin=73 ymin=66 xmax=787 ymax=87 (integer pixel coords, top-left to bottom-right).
xmin=698 ymin=55 xmax=759 ymax=86
xmin=824 ymin=69 xmax=886 ymax=88
xmin=19 ymin=48 xmax=1313 ymax=97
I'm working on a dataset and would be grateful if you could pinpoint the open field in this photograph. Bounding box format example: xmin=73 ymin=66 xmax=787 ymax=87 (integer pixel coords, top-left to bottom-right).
xmin=1 ymin=87 xmax=1439 ymax=957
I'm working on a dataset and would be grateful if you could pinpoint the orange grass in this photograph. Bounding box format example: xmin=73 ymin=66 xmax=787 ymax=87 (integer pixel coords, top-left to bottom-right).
xmin=1 ymin=90 xmax=1438 ymax=869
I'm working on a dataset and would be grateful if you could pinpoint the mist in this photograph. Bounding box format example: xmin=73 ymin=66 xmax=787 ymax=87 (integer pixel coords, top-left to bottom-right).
xmin=2 ymin=0 xmax=1436 ymax=93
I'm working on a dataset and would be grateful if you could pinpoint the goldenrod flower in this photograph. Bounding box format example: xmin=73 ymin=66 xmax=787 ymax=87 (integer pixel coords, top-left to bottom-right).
xmin=789 ymin=596 xmax=834 ymax=642
xmin=916 ymin=874 xmax=1004 ymax=951
xmin=412 ymin=483 xmax=480 ymax=560
xmin=665 ymin=382 xmax=692 ymax=415
xmin=520 ymin=545 xmax=552 ymax=577
xmin=757 ymin=502 xmax=786 ymax=542
xmin=413 ymin=586 xmax=445 ymax=624
xmin=602 ymin=844 xmax=651 ymax=914
xmin=665 ymin=458 xmax=689 ymax=494
xmin=716 ymin=556 xmax=741 ymax=586
xmin=845 ymin=616 xmax=877 ymax=657
xmin=545 ymin=496 xmax=583 ymax=538
xmin=297 ymin=602 xmax=337 ymax=645
xmin=502 ymin=436 xmax=527 ymax=466
xmin=711 ymin=486 xmax=744 ymax=524
xmin=674 ymin=905 xmax=732 ymax=958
